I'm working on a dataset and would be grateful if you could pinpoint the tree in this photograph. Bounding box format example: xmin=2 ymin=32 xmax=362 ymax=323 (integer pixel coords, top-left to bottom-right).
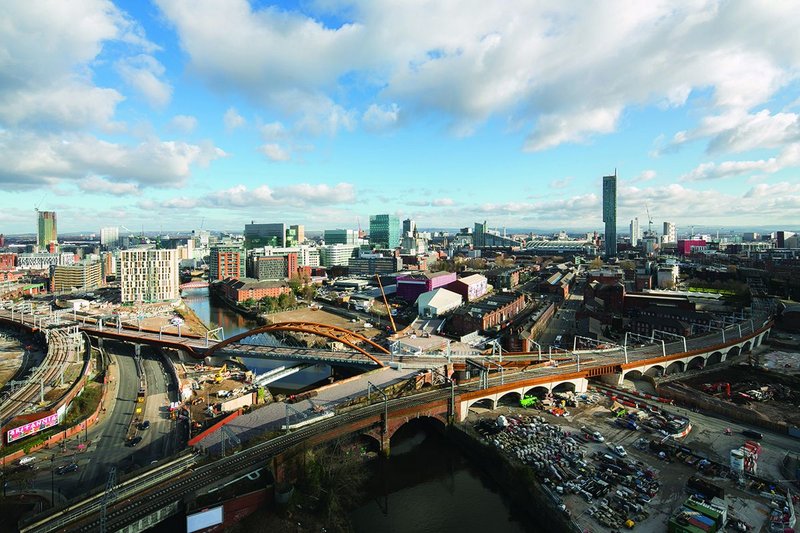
xmin=589 ymin=257 xmax=603 ymax=269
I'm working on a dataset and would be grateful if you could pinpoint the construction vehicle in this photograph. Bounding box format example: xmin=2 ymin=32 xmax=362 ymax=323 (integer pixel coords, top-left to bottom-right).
xmin=700 ymin=382 xmax=731 ymax=398
xmin=214 ymin=364 xmax=227 ymax=383
xmin=520 ymin=395 xmax=540 ymax=408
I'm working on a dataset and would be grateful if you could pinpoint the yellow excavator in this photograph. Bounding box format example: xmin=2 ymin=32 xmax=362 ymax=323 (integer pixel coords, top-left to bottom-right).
xmin=214 ymin=363 xmax=227 ymax=383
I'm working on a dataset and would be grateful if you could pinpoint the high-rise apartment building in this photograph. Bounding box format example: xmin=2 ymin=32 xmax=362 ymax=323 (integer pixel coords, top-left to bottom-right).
xmin=630 ymin=217 xmax=640 ymax=246
xmin=403 ymin=218 xmax=416 ymax=237
xmin=324 ymin=229 xmax=358 ymax=245
xmin=663 ymin=222 xmax=677 ymax=244
xmin=100 ymin=227 xmax=120 ymax=249
xmin=244 ymin=222 xmax=286 ymax=249
xmin=369 ymin=214 xmax=400 ymax=249
xmin=602 ymin=173 xmax=617 ymax=258
xmin=37 ymin=211 xmax=57 ymax=251
xmin=209 ymin=243 xmax=246 ymax=281
xmin=120 ymin=248 xmax=179 ymax=303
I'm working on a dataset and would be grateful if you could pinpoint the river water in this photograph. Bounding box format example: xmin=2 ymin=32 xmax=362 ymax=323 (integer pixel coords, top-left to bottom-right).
xmin=181 ymin=289 xmax=332 ymax=392
xmin=182 ymin=289 xmax=539 ymax=533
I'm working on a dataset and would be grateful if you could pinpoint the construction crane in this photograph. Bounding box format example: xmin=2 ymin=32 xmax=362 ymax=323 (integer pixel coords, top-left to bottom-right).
xmin=644 ymin=201 xmax=653 ymax=235
xmin=375 ymin=274 xmax=397 ymax=333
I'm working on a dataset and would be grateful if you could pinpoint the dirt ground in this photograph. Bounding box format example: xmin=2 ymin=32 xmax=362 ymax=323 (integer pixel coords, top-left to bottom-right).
xmin=679 ymin=362 xmax=800 ymax=426
xmin=264 ymin=308 xmax=381 ymax=341
xmin=0 ymin=335 xmax=25 ymax=387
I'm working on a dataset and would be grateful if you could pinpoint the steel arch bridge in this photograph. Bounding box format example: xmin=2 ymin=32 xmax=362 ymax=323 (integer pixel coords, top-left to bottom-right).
xmin=204 ymin=321 xmax=390 ymax=367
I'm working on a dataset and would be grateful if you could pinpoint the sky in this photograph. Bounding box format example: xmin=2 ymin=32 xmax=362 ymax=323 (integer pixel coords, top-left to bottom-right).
xmin=1 ymin=0 xmax=800 ymax=235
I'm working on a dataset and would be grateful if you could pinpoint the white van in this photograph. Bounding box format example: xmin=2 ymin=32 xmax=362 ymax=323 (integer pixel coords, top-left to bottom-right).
xmin=19 ymin=456 xmax=35 ymax=466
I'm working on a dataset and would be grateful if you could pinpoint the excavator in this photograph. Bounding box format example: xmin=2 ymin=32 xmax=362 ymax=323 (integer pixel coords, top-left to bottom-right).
xmin=214 ymin=363 xmax=227 ymax=383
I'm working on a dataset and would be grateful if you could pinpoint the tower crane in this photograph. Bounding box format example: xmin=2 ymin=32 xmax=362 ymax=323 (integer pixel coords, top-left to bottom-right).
xmin=645 ymin=201 xmax=654 ymax=235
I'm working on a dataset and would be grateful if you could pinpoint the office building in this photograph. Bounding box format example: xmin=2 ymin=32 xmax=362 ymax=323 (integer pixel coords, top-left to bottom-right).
xmin=244 ymin=222 xmax=286 ymax=249
xmin=663 ymin=222 xmax=677 ymax=244
xmin=319 ymin=244 xmax=359 ymax=267
xmin=403 ymin=218 xmax=416 ymax=237
xmin=100 ymin=227 xmax=120 ymax=249
xmin=324 ymin=229 xmax=358 ymax=245
xmin=348 ymin=255 xmax=403 ymax=276
xmin=50 ymin=261 xmax=102 ymax=292
xmin=37 ymin=211 xmax=57 ymax=252
xmin=602 ymin=173 xmax=617 ymax=258
xmin=369 ymin=214 xmax=401 ymax=249
xmin=286 ymin=224 xmax=305 ymax=246
xmin=119 ymin=248 xmax=179 ymax=303
xmin=209 ymin=243 xmax=246 ymax=281
xmin=249 ymin=253 xmax=297 ymax=280
xmin=630 ymin=217 xmax=640 ymax=246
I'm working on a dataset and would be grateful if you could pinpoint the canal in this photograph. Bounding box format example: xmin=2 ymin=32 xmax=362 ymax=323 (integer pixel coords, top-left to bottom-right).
xmin=182 ymin=289 xmax=539 ymax=533
xmin=181 ymin=288 xmax=332 ymax=393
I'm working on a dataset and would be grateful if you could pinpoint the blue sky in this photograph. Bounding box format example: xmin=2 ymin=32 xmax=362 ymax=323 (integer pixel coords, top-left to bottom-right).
xmin=1 ymin=0 xmax=800 ymax=234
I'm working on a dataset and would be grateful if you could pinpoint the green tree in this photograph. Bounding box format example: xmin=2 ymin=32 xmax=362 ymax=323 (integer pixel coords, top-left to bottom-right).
xmin=589 ymin=257 xmax=603 ymax=269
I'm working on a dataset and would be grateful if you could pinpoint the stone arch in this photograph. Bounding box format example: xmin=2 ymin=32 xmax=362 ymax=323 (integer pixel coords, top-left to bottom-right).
xmin=552 ymin=382 xmax=576 ymax=394
xmin=707 ymin=351 xmax=723 ymax=365
xmin=665 ymin=360 xmax=685 ymax=375
xmin=623 ymin=370 xmax=643 ymax=381
xmin=524 ymin=386 xmax=550 ymax=399
xmin=388 ymin=415 xmax=447 ymax=445
xmin=725 ymin=346 xmax=740 ymax=361
xmin=644 ymin=365 xmax=664 ymax=378
xmin=468 ymin=398 xmax=495 ymax=411
xmin=742 ymin=341 xmax=752 ymax=354
xmin=687 ymin=356 xmax=705 ymax=370
xmin=497 ymin=391 xmax=522 ymax=407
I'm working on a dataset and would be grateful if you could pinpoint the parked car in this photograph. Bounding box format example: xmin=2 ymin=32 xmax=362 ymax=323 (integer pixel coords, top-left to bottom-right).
xmin=56 ymin=463 xmax=78 ymax=475
xmin=614 ymin=445 xmax=628 ymax=457
xmin=138 ymin=420 xmax=150 ymax=430
xmin=742 ymin=429 xmax=763 ymax=440
xmin=127 ymin=436 xmax=142 ymax=447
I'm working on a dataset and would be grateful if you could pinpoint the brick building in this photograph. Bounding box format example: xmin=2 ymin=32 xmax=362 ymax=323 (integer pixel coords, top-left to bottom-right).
xmin=219 ymin=277 xmax=291 ymax=302
xmin=447 ymin=293 xmax=526 ymax=335
xmin=485 ymin=266 xmax=521 ymax=289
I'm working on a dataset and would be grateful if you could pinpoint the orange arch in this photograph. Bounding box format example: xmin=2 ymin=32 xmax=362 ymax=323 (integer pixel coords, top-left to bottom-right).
xmin=204 ymin=321 xmax=388 ymax=366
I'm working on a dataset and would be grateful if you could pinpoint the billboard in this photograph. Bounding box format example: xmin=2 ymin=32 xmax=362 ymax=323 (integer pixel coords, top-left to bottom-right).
xmin=186 ymin=506 xmax=224 ymax=533
xmin=7 ymin=412 xmax=59 ymax=443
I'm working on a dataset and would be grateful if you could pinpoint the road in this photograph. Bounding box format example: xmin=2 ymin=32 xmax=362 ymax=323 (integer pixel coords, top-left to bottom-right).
xmin=18 ymin=342 xmax=182 ymax=500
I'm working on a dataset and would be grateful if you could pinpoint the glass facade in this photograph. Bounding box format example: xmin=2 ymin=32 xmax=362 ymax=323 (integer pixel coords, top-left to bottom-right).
xmin=369 ymin=214 xmax=400 ymax=248
xmin=602 ymin=174 xmax=617 ymax=258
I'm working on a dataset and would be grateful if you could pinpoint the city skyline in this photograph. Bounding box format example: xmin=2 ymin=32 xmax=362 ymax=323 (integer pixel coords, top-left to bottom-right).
xmin=2 ymin=1 xmax=800 ymax=234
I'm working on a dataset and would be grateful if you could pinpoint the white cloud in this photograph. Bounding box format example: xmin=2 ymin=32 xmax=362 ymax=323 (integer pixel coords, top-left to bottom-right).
xmin=680 ymin=143 xmax=800 ymax=181
xmin=0 ymin=131 xmax=226 ymax=189
xmin=260 ymin=122 xmax=287 ymax=142
xmin=363 ymin=103 xmax=400 ymax=131
xmin=0 ymin=0 xmax=155 ymax=129
xmin=633 ymin=170 xmax=656 ymax=182
xmin=432 ymin=197 xmax=455 ymax=206
xmin=116 ymin=54 xmax=172 ymax=108
xmin=549 ymin=177 xmax=573 ymax=189
xmin=223 ymin=107 xmax=246 ymax=131
xmin=200 ymin=182 xmax=355 ymax=209
xmin=78 ymin=175 xmax=139 ymax=195
xmin=259 ymin=143 xmax=291 ymax=162
xmin=525 ymin=107 xmax=620 ymax=152
xmin=168 ymin=114 xmax=198 ymax=134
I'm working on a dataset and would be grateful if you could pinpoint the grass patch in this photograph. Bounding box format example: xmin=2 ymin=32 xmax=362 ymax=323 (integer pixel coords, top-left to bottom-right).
xmin=62 ymin=382 xmax=102 ymax=427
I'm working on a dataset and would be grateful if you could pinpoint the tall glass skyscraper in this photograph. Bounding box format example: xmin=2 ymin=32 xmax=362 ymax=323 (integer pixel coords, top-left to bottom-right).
xmin=602 ymin=172 xmax=617 ymax=258
xmin=369 ymin=214 xmax=400 ymax=248
xmin=37 ymin=210 xmax=57 ymax=251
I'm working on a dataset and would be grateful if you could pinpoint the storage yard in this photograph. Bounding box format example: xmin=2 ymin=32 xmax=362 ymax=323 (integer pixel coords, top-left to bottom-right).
xmin=469 ymin=388 xmax=795 ymax=533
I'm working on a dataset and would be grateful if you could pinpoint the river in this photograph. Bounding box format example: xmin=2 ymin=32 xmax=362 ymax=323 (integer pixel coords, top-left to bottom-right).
xmin=181 ymin=289 xmax=332 ymax=393
xmin=182 ymin=289 xmax=539 ymax=533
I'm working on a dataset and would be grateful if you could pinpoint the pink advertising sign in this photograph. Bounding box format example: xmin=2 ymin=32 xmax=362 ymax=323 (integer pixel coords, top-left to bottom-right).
xmin=7 ymin=413 xmax=59 ymax=443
